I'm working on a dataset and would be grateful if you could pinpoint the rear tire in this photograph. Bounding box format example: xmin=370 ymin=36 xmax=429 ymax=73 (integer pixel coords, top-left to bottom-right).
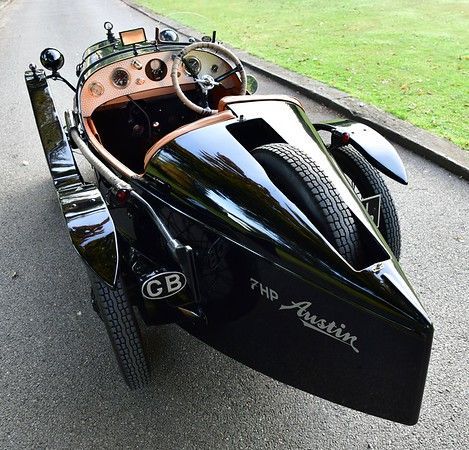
xmin=90 ymin=274 xmax=150 ymax=389
xmin=330 ymin=145 xmax=401 ymax=259
xmin=252 ymin=143 xmax=360 ymax=266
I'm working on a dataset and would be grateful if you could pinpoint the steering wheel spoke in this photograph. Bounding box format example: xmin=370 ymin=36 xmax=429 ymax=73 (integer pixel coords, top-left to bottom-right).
xmin=214 ymin=64 xmax=243 ymax=83
xmin=171 ymin=42 xmax=247 ymax=115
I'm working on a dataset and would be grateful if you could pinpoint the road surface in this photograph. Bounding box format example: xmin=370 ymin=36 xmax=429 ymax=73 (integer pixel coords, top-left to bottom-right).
xmin=0 ymin=0 xmax=468 ymax=448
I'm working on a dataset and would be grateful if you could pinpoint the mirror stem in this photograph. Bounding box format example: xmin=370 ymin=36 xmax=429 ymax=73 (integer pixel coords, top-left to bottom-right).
xmin=46 ymin=73 xmax=76 ymax=93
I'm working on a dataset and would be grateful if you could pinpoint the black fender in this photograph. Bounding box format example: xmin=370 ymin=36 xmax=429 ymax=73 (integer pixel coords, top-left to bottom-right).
xmin=25 ymin=68 xmax=118 ymax=285
xmin=315 ymin=120 xmax=408 ymax=184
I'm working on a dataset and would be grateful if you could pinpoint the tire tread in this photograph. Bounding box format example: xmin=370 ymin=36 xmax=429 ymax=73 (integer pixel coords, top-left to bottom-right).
xmin=331 ymin=145 xmax=401 ymax=259
xmin=253 ymin=143 xmax=360 ymax=264
xmin=93 ymin=276 xmax=150 ymax=389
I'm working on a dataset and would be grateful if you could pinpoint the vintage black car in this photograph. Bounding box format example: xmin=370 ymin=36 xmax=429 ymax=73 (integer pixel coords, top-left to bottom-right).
xmin=25 ymin=23 xmax=432 ymax=425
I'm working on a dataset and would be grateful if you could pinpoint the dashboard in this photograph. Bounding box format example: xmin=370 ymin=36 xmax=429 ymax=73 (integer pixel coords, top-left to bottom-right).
xmin=80 ymin=49 xmax=236 ymax=117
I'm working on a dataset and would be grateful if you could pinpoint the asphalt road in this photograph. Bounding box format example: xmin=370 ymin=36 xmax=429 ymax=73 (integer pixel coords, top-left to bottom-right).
xmin=1 ymin=0 xmax=468 ymax=448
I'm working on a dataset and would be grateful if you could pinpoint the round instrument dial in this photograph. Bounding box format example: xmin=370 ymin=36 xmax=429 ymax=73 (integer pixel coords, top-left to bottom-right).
xmin=184 ymin=56 xmax=201 ymax=76
xmin=111 ymin=68 xmax=130 ymax=88
xmin=145 ymin=59 xmax=167 ymax=81
xmin=89 ymin=81 xmax=104 ymax=97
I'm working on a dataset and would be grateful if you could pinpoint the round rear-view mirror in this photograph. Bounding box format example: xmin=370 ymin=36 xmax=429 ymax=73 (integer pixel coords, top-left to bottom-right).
xmin=40 ymin=48 xmax=65 ymax=73
xmin=246 ymin=74 xmax=259 ymax=94
xmin=159 ymin=29 xmax=179 ymax=42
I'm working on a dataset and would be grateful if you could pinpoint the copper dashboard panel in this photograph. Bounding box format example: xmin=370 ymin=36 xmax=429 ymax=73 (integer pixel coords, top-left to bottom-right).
xmin=80 ymin=50 xmax=235 ymax=117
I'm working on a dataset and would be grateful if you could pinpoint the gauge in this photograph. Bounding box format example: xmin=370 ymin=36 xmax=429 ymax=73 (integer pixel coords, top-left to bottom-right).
xmin=111 ymin=68 xmax=130 ymax=88
xmin=89 ymin=81 xmax=104 ymax=97
xmin=183 ymin=56 xmax=201 ymax=76
xmin=145 ymin=59 xmax=167 ymax=81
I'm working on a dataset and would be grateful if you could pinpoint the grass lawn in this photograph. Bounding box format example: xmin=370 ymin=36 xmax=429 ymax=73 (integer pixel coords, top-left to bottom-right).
xmin=137 ymin=0 xmax=469 ymax=149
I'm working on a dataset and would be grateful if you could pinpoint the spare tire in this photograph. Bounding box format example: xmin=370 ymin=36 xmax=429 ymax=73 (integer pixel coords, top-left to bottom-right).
xmin=252 ymin=143 xmax=360 ymax=266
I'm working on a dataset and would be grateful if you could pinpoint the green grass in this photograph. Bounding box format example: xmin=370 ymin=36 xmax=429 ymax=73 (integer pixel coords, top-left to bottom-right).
xmin=137 ymin=0 xmax=469 ymax=149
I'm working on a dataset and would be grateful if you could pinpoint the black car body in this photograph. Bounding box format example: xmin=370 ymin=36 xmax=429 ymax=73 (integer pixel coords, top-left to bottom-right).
xmin=25 ymin=23 xmax=432 ymax=425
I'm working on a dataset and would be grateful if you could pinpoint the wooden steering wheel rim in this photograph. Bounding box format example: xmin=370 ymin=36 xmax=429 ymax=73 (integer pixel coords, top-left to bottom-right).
xmin=171 ymin=42 xmax=247 ymax=115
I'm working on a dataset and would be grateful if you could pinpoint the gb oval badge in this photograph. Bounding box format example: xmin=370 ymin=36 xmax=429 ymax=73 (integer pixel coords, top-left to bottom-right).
xmin=142 ymin=271 xmax=187 ymax=300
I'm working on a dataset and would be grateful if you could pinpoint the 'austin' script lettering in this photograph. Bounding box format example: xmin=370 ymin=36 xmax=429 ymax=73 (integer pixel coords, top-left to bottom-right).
xmin=279 ymin=301 xmax=359 ymax=353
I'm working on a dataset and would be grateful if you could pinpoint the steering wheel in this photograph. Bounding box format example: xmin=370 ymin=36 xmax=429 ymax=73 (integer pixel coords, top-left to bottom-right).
xmin=171 ymin=42 xmax=247 ymax=115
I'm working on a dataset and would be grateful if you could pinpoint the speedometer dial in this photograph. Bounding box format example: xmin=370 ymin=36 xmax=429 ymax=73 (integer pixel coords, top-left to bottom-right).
xmin=111 ymin=68 xmax=130 ymax=88
xmin=183 ymin=56 xmax=201 ymax=76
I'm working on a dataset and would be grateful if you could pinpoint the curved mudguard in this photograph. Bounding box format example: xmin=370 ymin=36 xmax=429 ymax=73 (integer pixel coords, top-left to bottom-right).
xmin=25 ymin=69 xmax=118 ymax=285
xmin=315 ymin=120 xmax=408 ymax=184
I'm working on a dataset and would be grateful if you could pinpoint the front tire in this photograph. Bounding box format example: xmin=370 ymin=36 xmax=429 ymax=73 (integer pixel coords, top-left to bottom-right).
xmin=90 ymin=274 xmax=150 ymax=389
xmin=330 ymin=145 xmax=401 ymax=259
